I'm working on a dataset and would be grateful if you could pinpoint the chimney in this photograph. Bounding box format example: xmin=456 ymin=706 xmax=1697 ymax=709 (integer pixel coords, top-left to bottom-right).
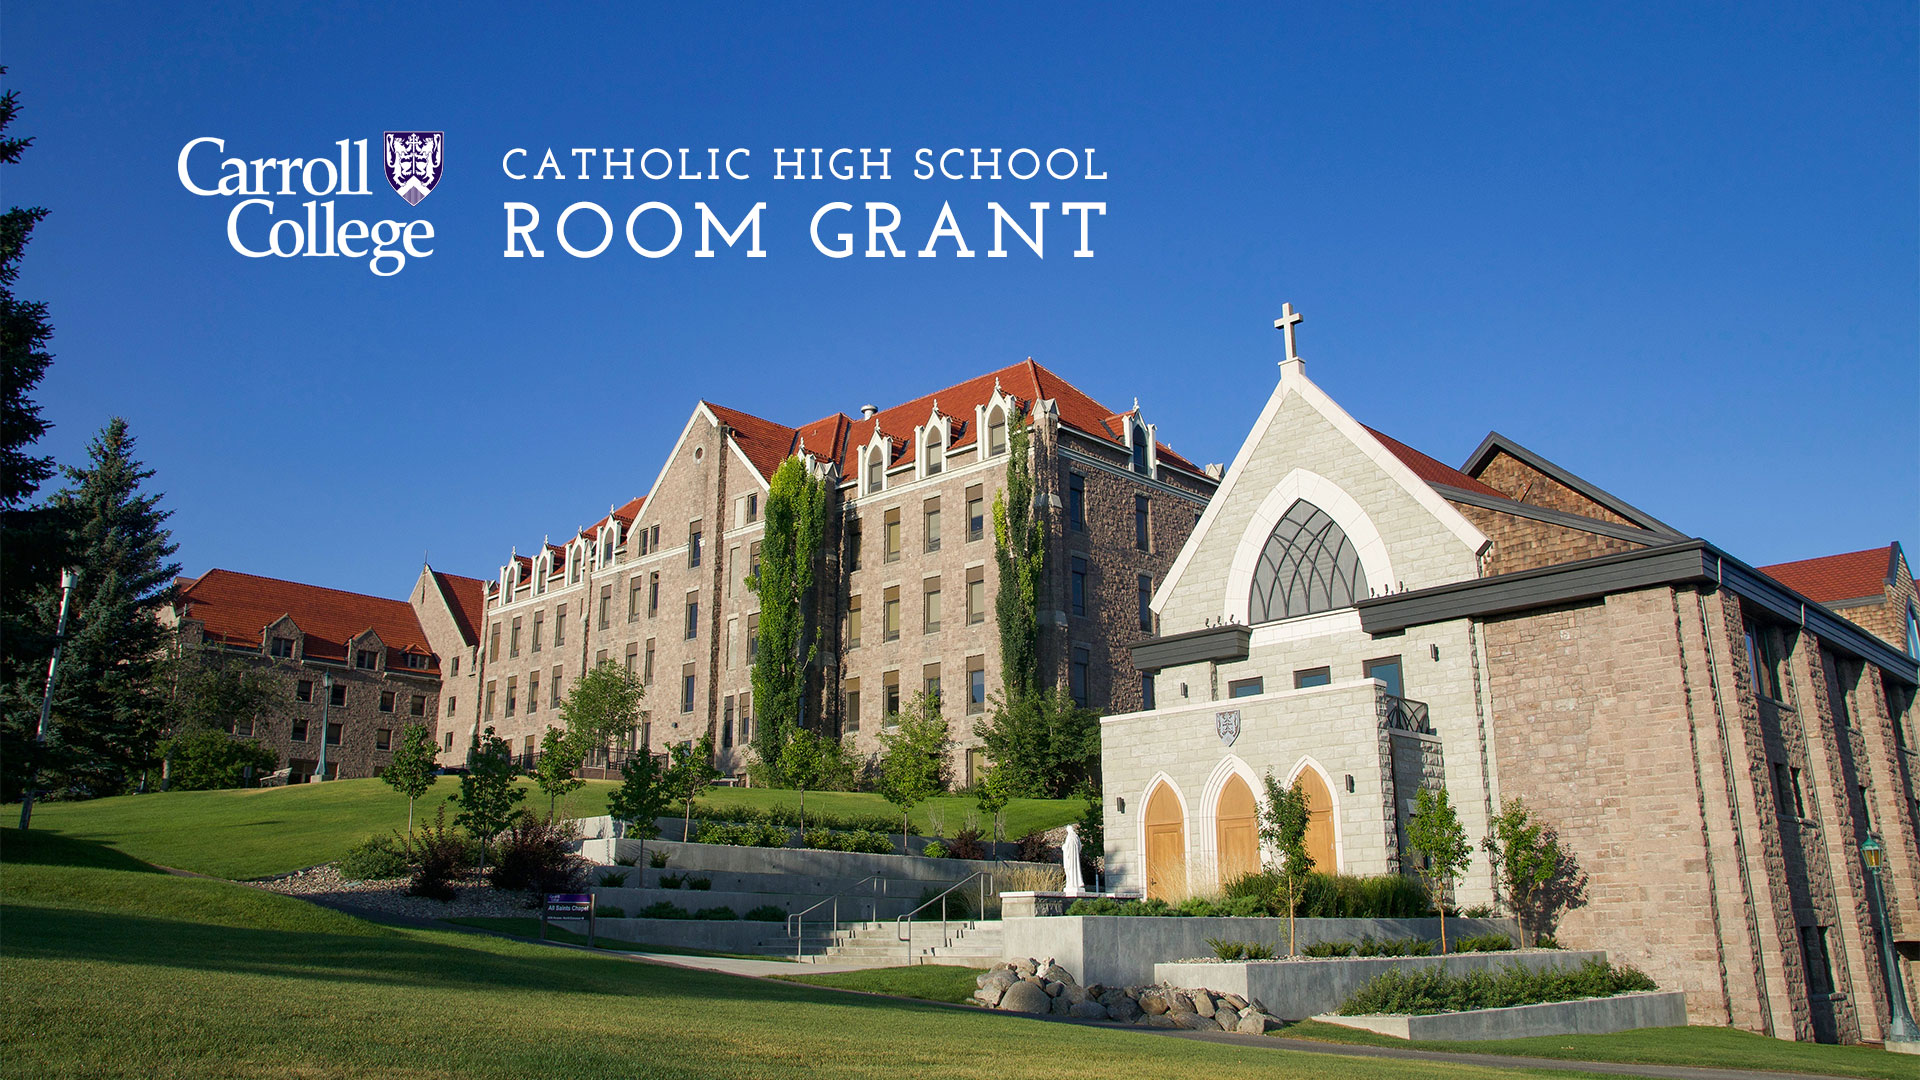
xmin=860 ymin=404 xmax=878 ymax=419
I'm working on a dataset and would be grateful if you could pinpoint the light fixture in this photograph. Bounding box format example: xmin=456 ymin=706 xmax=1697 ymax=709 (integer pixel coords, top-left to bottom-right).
xmin=1345 ymin=774 xmax=1355 ymax=793
xmin=1430 ymin=644 xmax=1440 ymax=661
xmin=1115 ymin=796 xmax=1126 ymax=814
xmin=1863 ymin=835 xmax=1884 ymax=872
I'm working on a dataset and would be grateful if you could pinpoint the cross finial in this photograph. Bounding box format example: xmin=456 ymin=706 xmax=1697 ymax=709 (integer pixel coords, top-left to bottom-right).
xmin=1274 ymin=302 xmax=1304 ymax=367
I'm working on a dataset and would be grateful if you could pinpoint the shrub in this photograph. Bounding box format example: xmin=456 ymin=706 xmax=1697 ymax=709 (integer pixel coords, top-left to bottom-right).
xmin=597 ymin=905 xmax=626 ymax=918
xmin=1221 ymin=870 xmax=1279 ymax=901
xmin=921 ymin=840 xmax=948 ymax=859
xmin=648 ymin=850 xmax=670 ymax=868
xmin=1015 ymin=831 xmax=1051 ymax=863
xmin=1297 ymin=873 xmax=1435 ymax=919
xmin=613 ymin=855 xmax=637 ymax=867
xmin=1177 ymin=896 xmax=1220 ymax=917
xmin=660 ymin=873 xmax=685 ymax=889
xmin=404 ymin=806 xmax=467 ymax=901
xmin=802 ymin=827 xmax=836 ymax=850
xmin=1065 ymin=897 xmax=1124 ymax=916
xmin=912 ymin=885 xmax=972 ymax=920
xmin=843 ymin=829 xmax=891 ymax=854
xmin=488 ymin=812 xmax=588 ymax=894
xmin=946 ymin=828 xmax=987 ymax=861
xmin=687 ymin=877 xmax=712 ymax=891
xmin=1339 ymin=958 xmax=1655 ymax=1016
xmin=999 ymin=864 xmax=1065 ymax=894
xmin=1303 ymin=941 xmax=1355 ymax=957
xmin=1536 ymin=934 xmax=1561 ymax=950
xmin=744 ymin=904 xmax=786 ymax=921
xmin=340 ymin=833 xmax=410 ymax=880
xmin=1460 ymin=904 xmax=1494 ymax=919
xmin=638 ymin=901 xmax=692 ymax=919
xmin=1453 ymin=932 xmax=1516 ymax=953
xmin=1207 ymin=938 xmax=1276 ymax=961
xmin=695 ymin=906 xmax=738 ymax=920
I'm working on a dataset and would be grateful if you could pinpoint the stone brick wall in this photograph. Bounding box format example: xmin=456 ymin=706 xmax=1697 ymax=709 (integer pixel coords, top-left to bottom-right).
xmin=1470 ymin=449 xmax=1638 ymax=527
xmin=1828 ymin=551 xmax=1914 ymax=653
xmin=1451 ymin=501 xmax=1648 ymax=576
xmin=408 ymin=568 xmax=480 ymax=766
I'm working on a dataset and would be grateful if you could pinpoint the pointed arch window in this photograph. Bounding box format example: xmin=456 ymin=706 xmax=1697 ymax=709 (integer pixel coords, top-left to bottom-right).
xmin=987 ymin=408 xmax=1008 ymax=456
xmin=866 ymin=446 xmax=885 ymax=494
xmin=1130 ymin=423 xmax=1148 ymax=473
xmin=1249 ymin=500 xmax=1368 ymax=623
xmin=924 ymin=428 xmax=943 ymax=475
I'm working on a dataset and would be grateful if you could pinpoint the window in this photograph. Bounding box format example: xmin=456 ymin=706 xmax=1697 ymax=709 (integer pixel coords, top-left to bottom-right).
xmin=596 ymin=648 xmax=607 ymax=666
xmin=685 ymin=595 xmax=700 ymax=640
xmin=1134 ymin=495 xmax=1150 ymax=551
xmin=380 ymin=691 xmax=396 ymax=713
xmin=1231 ymin=677 xmax=1267 ymax=697
xmin=722 ymin=697 xmax=734 ymax=748
xmin=1130 ymin=424 xmax=1148 ymax=473
xmin=532 ymin=610 xmax=544 ymax=652
xmin=924 ymin=499 xmax=942 ymax=552
xmin=629 ymin=578 xmax=643 ymax=621
xmin=625 ymin=641 xmax=639 ymax=672
xmin=844 ymin=679 xmax=860 ymax=732
xmin=510 ymin=617 xmax=522 ymax=658
xmin=1802 ymin=926 xmax=1834 ymax=997
xmin=847 ymin=595 xmax=862 ymax=649
xmin=883 ymin=586 xmax=901 ymax=641
xmin=883 ymin=669 xmax=900 ymax=717
xmin=451 ymin=656 xmax=459 ymax=676
xmin=554 ymin=604 xmax=566 ymax=646
xmin=987 ymin=408 xmax=1007 ymax=455
xmin=528 ymin=671 xmax=540 ymax=714
xmin=738 ymin=692 xmax=751 ymax=743
xmin=1138 ymin=575 xmax=1153 ymax=632
xmin=966 ymin=485 xmax=985 ymax=541
xmin=602 ymin=533 xmax=615 ymax=566
xmin=325 ymin=721 xmax=342 ymax=746
xmin=444 ymin=731 xmax=454 ymax=751
xmin=1070 ymin=556 xmax=1088 ymax=616
xmin=405 ymin=652 xmax=429 ymax=670
xmin=270 ymin=636 xmax=294 ymax=659
xmin=1745 ymin=620 xmax=1790 ymax=702
xmin=688 ymin=524 xmax=703 ymax=568
xmin=1070 ymin=646 xmax=1090 ymax=706
xmin=484 ymin=682 xmax=496 ymax=719
xmin=524 ymin=735 xmax=535 ymax=762
xmin=648 ymin=573 xmax=660 ymax=616
xmin=1364 ymin=657 xmax=1404 ymax=698
xmin=1777 ymin=763 xmax=1807 ymax=820
xmin=847 ymin=520 xmax=862 ymax=571
xmin=883 ymin=508 xmax=901 ymax=563
xmin=505 ymin=677 xmax=517 ymax=717
xmin=644 ymin=639 xmax=655 ymax=682
xmin=447 ymin=696 xmax=457 ymax=717
xmin=639 ymin=527 xmax=651 ymax=556
xmin=291 ymin=717 xmax=309 ymax=742
xmin=867 ymin=446 xmax=885 ymax=493
xmin=1141 ymin=673 xmax=1156 ymax=710
xmin=1908 ymin=604 xmax=1918 ymax=659
xmin=924 ymin=578 xmax=942 ymax=633
xmin=329 ymin=682 xmax=346 ymax=707
xmin=551 ymin=666 xmax=562 ymax=707
xmin=749 ymin=541 xmax=761 ymax=585
xmin=1293 ymin=668 xmax=1330 ymax=689
xmin=598 ymin=584 xmax=613 ymax=630
xmin=681 ymin=665 xmax=696 ymax=713
xmin=747 ymin=613 xmax=759 ymax=661
xmin=967 ymin=567 xmax=987 ymax=625
xmin=746 ymin=492 xmax=759 ymax=522
xmin=296 ymin=679 xmax=313 ymax=703
xmin=356 ymin=649 xmax=378 ymax=670
xmin=376 ymin=728 xmax=392 ymax=751
xmin=1827 ymin=655 xmax=1853 ymax=728
xmin=923 ymin=662 xmax=942 ymax=706
xmin=650 ymin=524 xmax=660 ymax=550
xmin=967 ymin=655 xmax=986 ymax=714
xmin=1068 ymin=473 xmax=1085 ymax=530
xmin=489 ymin=623 xmax=501 ymax=662
xmin=1250 ymin=500 xmax=1369 ymax=622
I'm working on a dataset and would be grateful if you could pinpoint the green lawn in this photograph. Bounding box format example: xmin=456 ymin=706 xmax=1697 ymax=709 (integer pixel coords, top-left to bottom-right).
xmin=18 ymin=778 xmax=1082 ymax=880
xmin=692 ymin=786 xmax=1081 ymax=841
xmin=445 ymin=915 xmax=792 ymax=963
xmin=3 ymin=832 xmax=1609 ymax=1080
xmin=1274 ymin=1019 xmax=1909 ymax=1079
xmin=774 ymin=964 xmax=989 ymax=1004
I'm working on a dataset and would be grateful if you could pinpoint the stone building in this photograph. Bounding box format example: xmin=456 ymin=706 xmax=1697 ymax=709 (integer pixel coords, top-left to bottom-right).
xmin=165 ymin=567 xmax=487 ymax=781
xmin=473 ymin=359 xmax=1218 ymax=781
xmin=1104 ymin=309 xmax=1917 ymax=1043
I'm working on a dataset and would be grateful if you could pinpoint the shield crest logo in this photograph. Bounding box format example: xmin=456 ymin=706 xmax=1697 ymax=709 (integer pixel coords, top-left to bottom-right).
xmin=383 ymin=132 xmax=444 ymax=206
xmin=1215 ymin=709 xmax=1241 ymax=747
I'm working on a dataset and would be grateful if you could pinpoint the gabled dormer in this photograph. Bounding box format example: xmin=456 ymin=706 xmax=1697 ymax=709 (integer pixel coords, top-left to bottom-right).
xmin=974 ymin=380 xmax=1020 ymax=462
xmin=596 ymin=516 xmax=620 ymax=568
xmin=861 ymin=427 xmax=893 ymax=495
xmin=566 ymin=538 xmax=588 ymax=585
xmin=263 ymin=614 xmax=302 ymax=660
xmin=532 ymin=548 xmax=552 ymax=595
xmin=917 ymin=403 xmax=953 ymax=479
xmin=1122 ymin=403 xmax=1160 ymax=479
xmin=350 ymin=628 xmax=386 ymax=672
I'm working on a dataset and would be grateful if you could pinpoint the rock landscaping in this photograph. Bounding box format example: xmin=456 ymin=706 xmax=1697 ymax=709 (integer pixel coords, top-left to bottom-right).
xmin=972 ymin=958 xmax=1281 ymax=1034
xmin=254 ymin=863 xmax=535 ymax=921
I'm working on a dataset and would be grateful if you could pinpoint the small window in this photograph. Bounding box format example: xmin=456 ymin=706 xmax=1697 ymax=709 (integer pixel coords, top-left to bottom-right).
xmin=966 ymin=485 xmax=985 ymax=542
xmin=923 ymin=662 xmax=942 ymax=706
xmin=924 ymin=429 xmax=943 ymax=475
xmin=447 ymin=696 xmax=457 ymax=717
xmin=924 ymin=499 xmax=942 ymax=553
xmin=883 ymin=508 xmax=901 ymax=563
xmin=883 ymin=586 xmax=901 ymax=642
xmin=1134 ymin=495 xmax=1150 ymax=552
xmin=1802 ymin=925 xmax=1834 ymax=996
xmin=1230 ymin=677 xmax=1266 ymax=698
xmin=405 ymin=652 xmax=429 ymax=670
xmin=291 ymin=718 xmax=309 ymax=742
xmin=967 ymin=567 xmax=986 ymax=625
xmin=747 ymin=492 xmax=759 ymax=522
xmin=451 ymin=656 xmax=459 ymax=676
xmin=505 ymin=677 xmax=517 ymax=717
xmin=924 ymin=578 xmax=942 ymax=634
xmin=444 ymin=731 xmax=454 ymax=751
xmin=685 ymin=596 xmax=700 ymax=640
xmin=844 ymin=681 xmax=861 ymax=733
xmin=1130 ymin=424 xmax=1148 ymax=473
xmin=1293 ymin=668 xmax=1331 ymax=689
xmin=1138 ymin=574 xmax=1153 ymax=633
xmin=1745 ymin=619 xmax=1790 ymax=703
xmin=296 ymin=679 xmax=313 ymax=703
xmin=324 ymin=721 xmax=343 ymax=746
xmin=987 ymin=409 xmax=1008 ymax=455
xmin=847 ymin=594 xmax=863 ymax=649
xmin=550 ymin=665 xmax=561 ymax=707
xmin=510 ymin=617 xmax=522 ymax=658
xmin=380 ymin=691 xmax=396 ymax=713
xmin=554 ymin=604 xmax=566 ymax=646
xmin=489 ymin=623 xmax=501 ymax=662
xmin=532 ymin=610 xmax=544 ymax=653
xmin=629 ymin=578 xmax=643 ymax=621
xmin=329 ymin=682 xmax=347 ymax=707
xmin=1364 ymin=657 xmax=1404 ymax=699
xmin=847 ymin=520 xmax=863 ymax=571
xmin=484 ymin=682 xmax=496 ymax=719
xmin=1068 ymin=473 xmax=1086 ymax=530
xmin=648 ymin=573 xmax=660 ymax=616
xmin=1070 ymin=556 xmax=1088 ymax=616
xmin=681 ymin=666 xmax=696 ymax=713
xmin=688 ymin=525 xmax=703 ymax=568
xmin=375 ymin=728 xmax=393 ymax=751
xmin=967 ymin=656 xmax=986 ymax=715
xmin=269 ymin=636 xmax=295 ymax=659
xmin=722 ymin=697 xmax=735 ymax=748
xmin=644 ymin=639 xmax=655 ymax=682
xmin=1070 ymin=646 xmax=1091 ymax=707
xmin=599 ymin=584 xmax=613 ymax=630
xmin=747 ymin=613 xmax=760 ymax=661
xmin=867 ymin=446 xmax=885 ymax=494
xmin=1141 ymin=673 xmax=1156 ymax=711
xmin=527 ymin=672 xmax=540 ymax=714
xmin=883 ymin=670 xmax=901 ymax=717
xmin=625 ymin=641 xmax=639 ymax=672
xmin=355 ymin=649 xmax=378 ymax=670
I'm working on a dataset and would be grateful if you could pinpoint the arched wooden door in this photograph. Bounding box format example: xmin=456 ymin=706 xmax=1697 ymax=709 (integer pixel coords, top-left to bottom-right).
xmin=1215 ymin=774 xmax=1259 ymax=885
xmin=1144 ymin=783 xmax=1186 ymax=901
xmin=1298 ymin=768 xmax=1337 ymax=873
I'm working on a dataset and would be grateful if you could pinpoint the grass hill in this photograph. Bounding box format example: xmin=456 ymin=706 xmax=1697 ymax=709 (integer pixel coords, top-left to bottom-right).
xmin=19 ymin=778 xmax=1084 ymax=879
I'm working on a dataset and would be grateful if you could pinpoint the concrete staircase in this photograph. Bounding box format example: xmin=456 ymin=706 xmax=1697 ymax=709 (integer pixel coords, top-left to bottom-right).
xmin=813 ymin=919 xmax=1006 ymax=966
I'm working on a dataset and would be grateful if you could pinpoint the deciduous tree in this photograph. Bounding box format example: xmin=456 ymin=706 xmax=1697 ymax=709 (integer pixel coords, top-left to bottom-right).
xmin=876 ymin=691 xmax=951 ymax=851
xmin=1260 ymin=772 xmax=1314 ymax=955
xmin=991 ymin=414 xmax=1043 ymax=701
xmin=748 ymin=456 xmax=827 ymax=781
xmin=531 ymin=725 xmax=585 ymax=816
xmin=1406 ymin=786 xmax=1472 ymax=953
xmin=455 ymin=727 xmax=525 ymax=872
xmin=607 ymin=748 xmax=671 ymax=869
xmin=973 ymin=688 xmax=1098 ymax=798
xmin=381 ymin=722 xmax=438 ymax=832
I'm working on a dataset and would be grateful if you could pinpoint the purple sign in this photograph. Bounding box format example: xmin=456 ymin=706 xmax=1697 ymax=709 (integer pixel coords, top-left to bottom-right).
xmin=383 ymin=131 xmax=443 ymax=205
xmin=545 ymin=893 xmax=592 ymax=917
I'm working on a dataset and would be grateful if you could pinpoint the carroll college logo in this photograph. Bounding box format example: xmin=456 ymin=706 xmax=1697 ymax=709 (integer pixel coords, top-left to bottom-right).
xmin=384 ymin=132 xmax=444 ymax=205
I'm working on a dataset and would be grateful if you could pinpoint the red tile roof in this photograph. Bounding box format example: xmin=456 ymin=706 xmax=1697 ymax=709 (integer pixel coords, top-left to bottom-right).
xmin=177 ymin=568 xmax=437 ymax=671
xmin=1758 ymin=546 xmax=1895 ymax=604
xmin=1363 ymin=426 xmax=1506 ymax=499
xmin=430 ymin=569 xmax=488 ymax=647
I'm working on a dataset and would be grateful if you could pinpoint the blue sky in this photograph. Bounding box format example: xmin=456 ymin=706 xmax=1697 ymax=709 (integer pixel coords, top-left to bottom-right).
xmin=6 ymin=2 xmax=1915 ymax=597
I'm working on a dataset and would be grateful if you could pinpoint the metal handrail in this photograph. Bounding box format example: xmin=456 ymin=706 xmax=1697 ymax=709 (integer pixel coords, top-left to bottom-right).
xmin=895 ymin=870 xmax=994 ymax=965
xmin=785 ymin=873 xmax=889 ymax=960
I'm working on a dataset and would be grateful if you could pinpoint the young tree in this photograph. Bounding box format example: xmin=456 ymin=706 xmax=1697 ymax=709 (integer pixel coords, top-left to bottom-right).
xmin=455 ymin=727 xmax=525 ymax=872
xmin=557 ymin=660 xmax=643 ymax=760
xmin=530 ymin=725 xmax=585 ymax=817
xmin=157 ymin=728 xmax=278 ymax=791
xmin=381 ymin=722 xmax=439 ymax=832
xmin=765 ymin=725 xmax=853 ymax=833
xmin=973 ymin=688 xmax=1099 ymax=798
xmin=747 ymin=455 xmax=827 ymax=780
xmin=1260 ymin=771 xmax=1314 ymax=955
xmin=991 ymin=413 xmax=1044 ymax=701
xmin=666 ymin=733 xmax=720 ymax=839
xmin=1406 ymin=786 xmax=1472 ymax=953
xmin=975 ymin=765 xmax=1012 ymax=848
xmin=607 ymin=748 xmax=672 ymax=869
xmin=876 ymin=691 xmax=952 ymax=851
xmin=1482 ymin=797 xmax=1575 ymax=948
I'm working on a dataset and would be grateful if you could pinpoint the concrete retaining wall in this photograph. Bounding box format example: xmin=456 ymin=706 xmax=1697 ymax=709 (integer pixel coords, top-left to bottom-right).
xmin=1001 ymin=915 xmax=1518 ymax=989
xmin=1156 ymin=950 xmax=1605 ymax=1020
xmin=588 ymin=884 xmax=923 ymax=920
xmin=1318 ymin=991 xmax=1688 ymax=1040
xmin=582 ymin=835 xmax=1047 ymax=885
xmin=584 ymin=916 xmax=791 ymax=952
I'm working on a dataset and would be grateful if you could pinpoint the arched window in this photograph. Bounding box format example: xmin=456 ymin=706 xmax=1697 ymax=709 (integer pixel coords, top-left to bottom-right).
xmin=1130 ymin=423 xmax=1148 ymax=473
xmin=924 ymin=428 xmax=943 ymax=475
xmin=987 ymin=408 xmax=1008 ymax=456
xmin=1249 ymin=500 xmax=1368 ymax=623
xmin=866 ymin=446 xmax=884 ymax=494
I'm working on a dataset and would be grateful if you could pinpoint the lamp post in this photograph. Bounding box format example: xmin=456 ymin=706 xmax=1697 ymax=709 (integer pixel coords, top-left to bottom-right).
xmin=1861 ymin=836 xmax=1920 ymax=1053
xmin=19 ymin=568 xmax=79 ymax=830
xmin=316 ymin=671 xmax=332 ymax=782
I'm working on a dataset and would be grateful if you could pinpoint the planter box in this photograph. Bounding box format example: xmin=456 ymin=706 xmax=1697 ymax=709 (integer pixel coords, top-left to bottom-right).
xmin=1316 ymin=990 xmax=1688 ymax=1040
xmin=1001 ymin=914 xmax=1519 ymax=989
xmin=1155 ymin=950 xmax=1606 ymax=1021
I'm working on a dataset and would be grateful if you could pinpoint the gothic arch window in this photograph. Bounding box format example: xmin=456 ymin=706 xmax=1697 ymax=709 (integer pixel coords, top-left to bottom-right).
xmin=924 ymin=427 xmax=944 ymax=475
xmin=866 ymin=446 xmax=884 ymax=494
xmin=1130 ymin=422 xmax=1148 ymax=473
xmin=986 ymin=407 xmax=1008 ymax=456
xmin=1249 ymin=499 xmax=1368 ymax=623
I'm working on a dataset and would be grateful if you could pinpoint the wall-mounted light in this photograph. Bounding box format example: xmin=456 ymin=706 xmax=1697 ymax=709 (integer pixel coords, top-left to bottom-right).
xmin=1115 ymin=796 xmax=1126 ymax=814
xmin=1345 ymin=774 xmax=1355 ymax=793
xmin=1430 ymin=644 xmax=1440 ymax=661
xmin=1180 ymin=682 xmax=1189 ymax=698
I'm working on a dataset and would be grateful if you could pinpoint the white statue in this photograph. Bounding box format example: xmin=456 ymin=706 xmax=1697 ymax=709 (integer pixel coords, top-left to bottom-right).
xmin=1062 ymin=824 xmax=1086 ymax=894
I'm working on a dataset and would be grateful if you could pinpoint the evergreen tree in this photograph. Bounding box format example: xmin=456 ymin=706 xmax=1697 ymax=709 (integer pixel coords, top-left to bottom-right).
xmin=990 ymin=413 xmax=1044 ymax=700
xmin=876 ymin=691 xmax=952 ymax=851
xmin=748 ymin=456 xmax=827 ymax=783
xmin=0 ymin=72 xmax=55 ymax=510
xmin=8 ymin=419 xmax=180 ymax=799
xmin=381 ymin=722 xmax=439 ymax=833
xmin=973 ymin=688 xmax=1099 ymax=798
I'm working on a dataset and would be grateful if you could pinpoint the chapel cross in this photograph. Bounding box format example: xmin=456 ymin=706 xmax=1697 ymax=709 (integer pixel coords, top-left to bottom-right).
xmin=1274 ymin=302 xmax=1304 ymax=366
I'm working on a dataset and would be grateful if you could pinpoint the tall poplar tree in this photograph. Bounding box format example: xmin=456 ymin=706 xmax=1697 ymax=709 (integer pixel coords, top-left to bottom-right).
xmin=748 ymin=455 xmax=827 ymax=784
